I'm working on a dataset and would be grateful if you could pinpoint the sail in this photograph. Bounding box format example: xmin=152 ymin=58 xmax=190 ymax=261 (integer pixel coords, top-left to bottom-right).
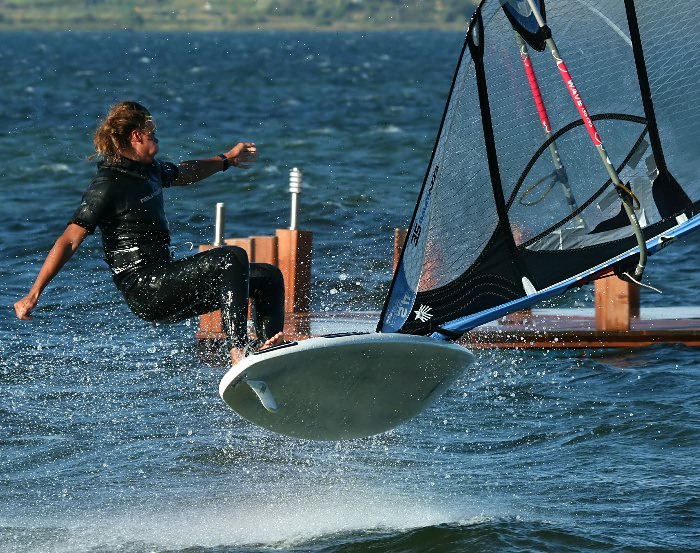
xmin=378 ymin=0 xmax=700 ymax=337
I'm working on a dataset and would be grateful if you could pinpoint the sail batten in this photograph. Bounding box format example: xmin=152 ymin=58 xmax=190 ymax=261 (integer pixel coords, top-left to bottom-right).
xmin=378 ymin=0 xmax=700 ymax=338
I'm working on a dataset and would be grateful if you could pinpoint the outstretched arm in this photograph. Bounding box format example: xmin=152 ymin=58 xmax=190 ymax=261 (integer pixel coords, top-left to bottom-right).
xmin=14 ymin=223 xmax=88 ymax=320
xmin=173 ymin=142 xmax=257 ymax=186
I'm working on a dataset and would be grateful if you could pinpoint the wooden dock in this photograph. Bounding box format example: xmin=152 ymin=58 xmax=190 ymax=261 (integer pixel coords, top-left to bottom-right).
xmin=462 ymin=307 xmax=700 ymax=349
xmin=196 ymin=306 xmax=700 ymax=357
xmin=195 ymin=226 xmax=700 ymax=353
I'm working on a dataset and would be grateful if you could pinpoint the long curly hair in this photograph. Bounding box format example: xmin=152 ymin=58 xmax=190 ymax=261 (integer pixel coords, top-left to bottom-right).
xmin=92 ymin=101 xmax=155 ymax=161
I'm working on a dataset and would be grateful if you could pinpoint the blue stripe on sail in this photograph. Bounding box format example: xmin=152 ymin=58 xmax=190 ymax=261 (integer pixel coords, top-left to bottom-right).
xmin=379 ymin=265 xmax=416 ymax=333
xmin=430 ymin=212 xmax=700 ymax=340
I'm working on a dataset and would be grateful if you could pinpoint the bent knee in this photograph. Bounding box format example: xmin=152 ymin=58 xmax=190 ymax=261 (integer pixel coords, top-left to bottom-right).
xmin=206 ymin=245 xmax=249 ymax=272
xmin=252 ymin=263 xmax=284 ymax=286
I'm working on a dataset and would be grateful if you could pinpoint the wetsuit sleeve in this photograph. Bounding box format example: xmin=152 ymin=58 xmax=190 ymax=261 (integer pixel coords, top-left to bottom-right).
xmin=68 ymin=176 xmax=112 ymax=235
xmin=157 ymin=160 xmax=180 ymax=189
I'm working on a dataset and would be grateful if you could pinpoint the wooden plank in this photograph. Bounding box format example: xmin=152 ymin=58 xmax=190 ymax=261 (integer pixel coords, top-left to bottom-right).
xmin=224 ymin=237 xmax=254 ymax=259
xmin=463 ymin=323 xmax=700 ymax=348
xmin=250 ymin=235 xmax=278 ymax=265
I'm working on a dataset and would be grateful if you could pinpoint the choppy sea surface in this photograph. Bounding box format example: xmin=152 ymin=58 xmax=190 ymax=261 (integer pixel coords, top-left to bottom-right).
xmin=1 ymin=31 xmax=698 ymax=553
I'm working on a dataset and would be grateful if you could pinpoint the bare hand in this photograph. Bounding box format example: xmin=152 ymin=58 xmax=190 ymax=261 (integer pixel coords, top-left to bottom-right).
xmin=227 ymin=142 xmax=257 ymax=169
xmin=14 ymin=294 xmax=38 ymax=320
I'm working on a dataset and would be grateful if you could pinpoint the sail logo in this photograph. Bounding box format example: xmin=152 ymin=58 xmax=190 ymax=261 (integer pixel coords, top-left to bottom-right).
xmin=410 ymin=224 xmax=422 ymax=246
xmin=396 ymin=292 xmax=413 ymax=319
xmin=411 ymin=165 xmax=439 ymax=247
xmin=556 ymin=59 xmax=602 ymax=147
xmin=414 ymin=304 xmax=433 ymax=322
xmin=140 ymin=186 xmax=162 ymax=204
xmin=428 ymin=164 xmax=439 ymax=194
xmin=387 ymin=292 xmax=414 ymax=324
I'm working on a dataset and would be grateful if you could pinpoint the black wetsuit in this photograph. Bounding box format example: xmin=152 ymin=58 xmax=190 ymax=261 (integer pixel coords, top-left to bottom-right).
xmin=69 ymin=157 xmax=284 ymax=350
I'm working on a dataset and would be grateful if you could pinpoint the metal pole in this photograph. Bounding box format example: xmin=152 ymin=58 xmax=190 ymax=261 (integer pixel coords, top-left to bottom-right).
xmin=514 ymin=31 xmax=584 ymax=227
xmin=523 ymin=0 xmax=647 ymax=279
xmin=289 ymin=167 xmax=302 ymax=230
xmin=214 ymin=202 xmax=225 ymax=246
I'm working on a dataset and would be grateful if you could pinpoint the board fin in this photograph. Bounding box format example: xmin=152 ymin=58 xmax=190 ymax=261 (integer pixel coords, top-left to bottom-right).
xmin=246 ymin=379 xmax=278 ymax=413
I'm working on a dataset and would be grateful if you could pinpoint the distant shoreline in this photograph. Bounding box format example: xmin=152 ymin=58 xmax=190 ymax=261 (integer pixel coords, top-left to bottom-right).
xmin=0 ymin=22 xmax=468 ymax=33
xmin=0 ymin=3 xmax=476 ymax=33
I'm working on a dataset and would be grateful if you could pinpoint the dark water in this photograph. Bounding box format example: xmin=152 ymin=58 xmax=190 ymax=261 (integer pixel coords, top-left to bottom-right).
xmin=1 ymin=31 xmax=698 ymax=552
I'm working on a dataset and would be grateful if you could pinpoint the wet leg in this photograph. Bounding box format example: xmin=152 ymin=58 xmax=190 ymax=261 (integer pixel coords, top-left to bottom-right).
xmin=249 ymin=263 xmax=285 ymax=345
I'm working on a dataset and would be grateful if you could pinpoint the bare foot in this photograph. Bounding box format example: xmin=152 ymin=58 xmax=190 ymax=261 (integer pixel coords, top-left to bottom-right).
xmin=230 ymin=347 xmax=246 ymax=366
xmin=230 ymin=333 xmax=285 ymax=366
xmin=260 ymin=332 xmax=285 ymax=350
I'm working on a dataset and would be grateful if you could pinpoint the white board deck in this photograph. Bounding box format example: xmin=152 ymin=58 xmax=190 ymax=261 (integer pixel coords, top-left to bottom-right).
xmin=219 ymin=332 xmax=474 ymax=440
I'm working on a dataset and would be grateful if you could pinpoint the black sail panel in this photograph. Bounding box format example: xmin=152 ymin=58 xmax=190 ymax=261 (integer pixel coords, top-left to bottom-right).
xmin=400 ymin=225 xmax=524 ymax=336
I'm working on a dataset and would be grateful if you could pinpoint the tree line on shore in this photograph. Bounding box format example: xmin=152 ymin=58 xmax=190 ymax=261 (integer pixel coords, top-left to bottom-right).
xmin=0 ymin=0 xmax=479 ymax=30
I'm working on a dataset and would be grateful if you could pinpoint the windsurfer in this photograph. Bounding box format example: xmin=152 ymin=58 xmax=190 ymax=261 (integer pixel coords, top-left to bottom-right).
xmin=13 ymin=101 xmax=284 ymax=366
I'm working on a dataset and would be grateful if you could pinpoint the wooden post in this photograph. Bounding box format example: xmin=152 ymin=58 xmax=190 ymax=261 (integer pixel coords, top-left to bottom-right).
xmin=393 ymin=228 xmax=408 ymax=273
xmin=276 ymin=229 xmax=313 ymax=313
xmin=594 ymin=275 xmax=640 ymax=331
xmin=250 ymin=235 xmax=278 ymax=265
